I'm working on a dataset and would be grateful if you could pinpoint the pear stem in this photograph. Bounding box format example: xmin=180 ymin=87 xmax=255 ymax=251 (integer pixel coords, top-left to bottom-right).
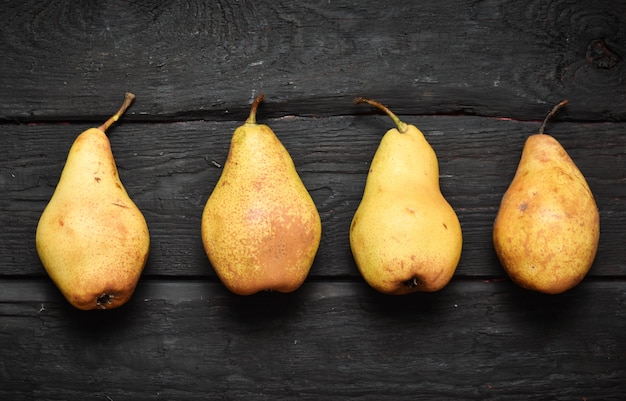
xmin=539 ymin=99 xmax=568 ymax=135
xmin=98 ymin=92 xmax=136 ymax=133
xmin=354 ymin=97 xmax=409 ymax=133
xmin=246 ymin=93 xmax=265 ymax=124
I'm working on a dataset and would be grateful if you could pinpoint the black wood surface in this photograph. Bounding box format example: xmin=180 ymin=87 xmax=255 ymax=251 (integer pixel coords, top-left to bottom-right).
xmin=1 ymin=1 xmax=624 ymax=400
xmin=1 ymin=280 xmax=625 ymax=401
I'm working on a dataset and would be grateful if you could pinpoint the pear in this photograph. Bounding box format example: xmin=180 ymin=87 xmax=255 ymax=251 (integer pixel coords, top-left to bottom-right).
xmin=350 ymin=98 xmax=462 ymax=295
xmin=36 ymin=92 xmax=149 ymax=310
xmin=493 ymin=100 xmax=599 ymax=294
xmin=201 ymin=94 xmax=322 ymax=295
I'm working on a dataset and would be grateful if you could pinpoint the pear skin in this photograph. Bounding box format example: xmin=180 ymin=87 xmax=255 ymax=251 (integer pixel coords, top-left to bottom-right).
xmin=201 ymin=94 xmax=322 ymax=295
xmin=36 ymin=93 xmax=150 ymax=310
xmin=493 ymin=101 xmax=599 ymax=294
xmin=350 ymin=98 xmax=462 ymax=295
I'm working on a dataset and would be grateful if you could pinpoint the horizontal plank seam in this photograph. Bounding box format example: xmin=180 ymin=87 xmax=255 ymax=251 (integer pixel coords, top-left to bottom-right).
xmin=1 ymin=275 xmax=624 ymax=283
xmin=0 ymin=113 xmax=618 ymax=125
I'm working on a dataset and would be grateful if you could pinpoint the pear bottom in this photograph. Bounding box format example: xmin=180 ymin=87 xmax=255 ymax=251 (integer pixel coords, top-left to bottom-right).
xmin=350 ymin=193 xmax=462 ymax=295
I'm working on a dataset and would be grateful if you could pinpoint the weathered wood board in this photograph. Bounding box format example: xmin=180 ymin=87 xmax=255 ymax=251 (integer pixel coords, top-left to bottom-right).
xmin=0 ymin=0 xmax=624 ymax=399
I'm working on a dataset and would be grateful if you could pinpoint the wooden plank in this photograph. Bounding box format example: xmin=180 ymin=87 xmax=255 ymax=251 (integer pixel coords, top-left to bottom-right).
xmin=0 ymin=280 xmax=624 ymax=400
xmin=1 ymin=0 xmax=625 ymax=121
xmin=1 ymin=116 xmax=624 ymax=277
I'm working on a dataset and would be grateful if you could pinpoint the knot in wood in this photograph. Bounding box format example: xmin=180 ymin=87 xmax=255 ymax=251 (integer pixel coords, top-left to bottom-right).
xmin=586 ymin=39 xmax=620 ymax=69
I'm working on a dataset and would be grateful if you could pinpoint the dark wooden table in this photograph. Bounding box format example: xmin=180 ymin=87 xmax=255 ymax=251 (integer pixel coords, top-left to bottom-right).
xmin=1 ymin=1 xmax=624 ymax=400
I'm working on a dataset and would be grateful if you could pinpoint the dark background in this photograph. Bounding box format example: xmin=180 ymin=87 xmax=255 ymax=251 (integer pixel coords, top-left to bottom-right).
xmin=1 ymin=1 xmax=624 ymax=400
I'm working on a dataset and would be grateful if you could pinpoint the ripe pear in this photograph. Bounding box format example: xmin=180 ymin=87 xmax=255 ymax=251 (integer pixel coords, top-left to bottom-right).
xmin=201 ymin=94 xmax=322 ymax=295
xmin=36 ymin=93 xmax=150 ymax=310
xmin=350 ymin=98 xmax=462 ymax=295
xmin=493 ymin=100 xmax=599 ymax=294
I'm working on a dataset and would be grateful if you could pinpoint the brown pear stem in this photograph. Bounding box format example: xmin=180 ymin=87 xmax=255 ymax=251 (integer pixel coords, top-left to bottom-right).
xmin=246 ymin=93 xmax=265 ymax=124
xmin=539 ymin=99 xmax=568 ymax=135
xmin=98 ymin=92 xmax=136 ymax=133
xmin=354 ymin=97 xmax=408 ymax=133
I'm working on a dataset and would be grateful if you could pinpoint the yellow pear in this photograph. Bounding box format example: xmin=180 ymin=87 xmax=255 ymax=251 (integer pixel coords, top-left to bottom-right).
xmin=36 ymin=93 xmax=150 ymax=310
xmin=350 ymin=98 xmax=462 ymax=295
xmin=493 ymin=100 xmax=599 ymax=294
xmin=201 ymin=94 xmax=322 ymax=295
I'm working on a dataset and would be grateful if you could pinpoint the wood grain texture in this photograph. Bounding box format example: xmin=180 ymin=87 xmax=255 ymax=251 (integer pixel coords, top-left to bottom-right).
xmin=0 ymin=280 xmax=624 ymax=401
xmin=0 ymin=0 xmax=625 ymax=121
xmin=1 ymin=1 xmax=625 ymax=399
